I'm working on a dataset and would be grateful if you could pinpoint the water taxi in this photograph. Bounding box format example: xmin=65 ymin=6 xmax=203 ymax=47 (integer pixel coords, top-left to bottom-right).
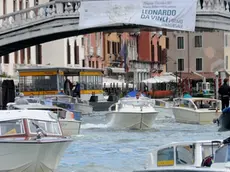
xmin=0 ymin=110 xmax=72 ymax=172
xmin=134 ymin=137 xmax=230 ymax=172
xmin=106 ymin=96 xmax=159 ymax=130
xmin=172 ymin=98 xmax=221 ymax=124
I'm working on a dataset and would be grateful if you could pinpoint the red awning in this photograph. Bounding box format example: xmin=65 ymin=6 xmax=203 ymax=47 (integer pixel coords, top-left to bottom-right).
xmin=178 ymin=72 xmax=215 ymax=80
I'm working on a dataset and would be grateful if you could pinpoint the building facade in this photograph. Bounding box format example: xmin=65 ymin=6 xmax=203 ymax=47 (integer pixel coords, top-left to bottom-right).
xmin=166 ymin=31 xmax=230 ymax=77
xmin=0 ymin=0 xmax=85 ymax=77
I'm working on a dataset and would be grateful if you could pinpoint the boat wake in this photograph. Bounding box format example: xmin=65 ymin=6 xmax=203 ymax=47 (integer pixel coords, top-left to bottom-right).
xmin=81 ymin=123 xmax=109 ymax=129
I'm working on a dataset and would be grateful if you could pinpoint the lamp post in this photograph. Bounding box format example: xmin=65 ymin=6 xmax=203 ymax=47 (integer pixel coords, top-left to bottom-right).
xmin=215 ymin=71 xmax=219 ymax=99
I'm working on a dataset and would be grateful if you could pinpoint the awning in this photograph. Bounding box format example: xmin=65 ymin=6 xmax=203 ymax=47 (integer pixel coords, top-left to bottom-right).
xmin=180 ymin=72 xmax=215 ymax=80
xmin=103 ymin=77 xmax=132 ymax=88
xmin=142 ymin=73 xmax=178 ymax=83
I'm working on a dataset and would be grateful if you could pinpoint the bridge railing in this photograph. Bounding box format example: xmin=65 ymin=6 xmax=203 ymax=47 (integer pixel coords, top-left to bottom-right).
xmin=0 ymin=0 xmax=81 ymax=33
xmin=0 ymin=0 xmax=230 ymax=33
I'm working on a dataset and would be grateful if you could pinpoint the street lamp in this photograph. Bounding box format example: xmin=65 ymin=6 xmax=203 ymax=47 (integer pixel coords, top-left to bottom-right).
xmin=215 ymin=71 xmax=219 ymax=99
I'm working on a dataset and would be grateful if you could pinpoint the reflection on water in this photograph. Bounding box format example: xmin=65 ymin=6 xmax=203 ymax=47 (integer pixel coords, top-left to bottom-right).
xmin=57 ymin=109 xmax=229 ymax=172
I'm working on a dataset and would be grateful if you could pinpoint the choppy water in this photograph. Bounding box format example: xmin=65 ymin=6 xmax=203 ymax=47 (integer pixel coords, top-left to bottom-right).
xmin=57 ymin=109 xmax=230 ymax=172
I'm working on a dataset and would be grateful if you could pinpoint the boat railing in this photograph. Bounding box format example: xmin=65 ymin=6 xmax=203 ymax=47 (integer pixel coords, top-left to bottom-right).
xmin=119 ymin=100 xmax=154 ymax=109
xmin=173 ymin=98 xmax=198 ymax=110
xmin=173 ymin=98 xmax=221 ymax=110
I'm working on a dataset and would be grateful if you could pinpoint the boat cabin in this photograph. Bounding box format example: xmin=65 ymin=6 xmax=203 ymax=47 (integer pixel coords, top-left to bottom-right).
xmin=0 ymin=110 xmax=63 ymax=139
xmin=211 ymin=142 xmax=230 ymax=169
xmin=173 ymin=98 xmax=221 ymax=111
xmin=17 ymin=66 xmax=104 ymax=101
xmin=146 ymin=140 xmax=221 ymax=169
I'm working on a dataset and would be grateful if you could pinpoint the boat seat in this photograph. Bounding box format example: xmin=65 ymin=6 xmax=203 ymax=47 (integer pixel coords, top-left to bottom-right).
xmin=201 ymin=155 xmax=213 ymax=167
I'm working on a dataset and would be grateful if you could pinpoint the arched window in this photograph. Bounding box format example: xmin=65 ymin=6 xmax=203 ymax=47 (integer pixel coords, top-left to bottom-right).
xmin=26 ymin=0 xmax=29 ymax=8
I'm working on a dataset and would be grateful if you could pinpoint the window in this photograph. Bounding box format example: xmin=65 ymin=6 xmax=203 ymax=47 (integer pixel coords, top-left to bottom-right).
xmin=107 ymin=41 xmax=111 ymax=54
xmin=4 ymin=54 xmax=9 ymax=64
xmin=74 ymin=41 xmax=79 ymax=64
xmin=26 ymin=0 xmax=29 ymax=8
xmin=27 ymin=119 xmax=62 ymax=136
xmin=27 ymin=48 xmax=31 ymax=64
xmin=14 ymin=51 xmax=18 ymax=64
xmin=81 ymin=37 xmax=84 ymax=46
xmin=19 ymin=0 xmax=23 ymax=10
xmin=226 ymin=56 xmax=228 ymax=70
xmin=79 ymin=75 xmax=102 ymax=90
xmin=34 ymin=0 xmax=39 ymax=5
xmin=178 ymin=58 xmax=184 ymax=71
xmin=19 ymin=75 xmax=59 ymax=92
xmin=88 ymin=61 xmax=91 ymax=67
xmin=0 ymin=119 xmax=25 ymax=136
xmin=166 ymin=37 xmax=169 ymax=49
xmin=196 ymin=58 xmax=202 ymax=71
xmin=13 ymin=0 xmax=17 ymax=12
xmin=92 ymin=61 xmax=95 ymax=68
xmin=3 ymin=0 xmax=6 ymax=14
xmin=96 ymin=61 xmax=99 ymax=68
xmin=225 ymin=35 xmax=228 ymax=47
xmin=82 ymin=59 xmax=85 ymax=67
xmin=20 ymin=49 xmax=25 ymax=64
xmin=195 ymin=36 xmax=202 ymax=48
xmin=67 ymin=39 xmax=71 ymax=64
xmin=214 ymin=145 xmax=227 ymax=163
xmin=157 ymin=147 xmax=174 ymax=166
xmin=177 ymin=37 xmax=184 ymax=49
xmin=176 ymin=145 xmax=195 ymax=165
xmin=35 ymin=45 xmax=42 ymax=64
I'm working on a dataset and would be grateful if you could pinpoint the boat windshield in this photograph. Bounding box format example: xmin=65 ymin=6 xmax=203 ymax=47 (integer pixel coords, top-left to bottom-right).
xmin=120 ymin=99 xmax=152 ymax=107
xmin=27 ymin=119 xmax=62 ymax=136
xmin=0 ymin=119 xmax=25 ymax=136
xmin=193 ymin=100 xmax=219 ymax=109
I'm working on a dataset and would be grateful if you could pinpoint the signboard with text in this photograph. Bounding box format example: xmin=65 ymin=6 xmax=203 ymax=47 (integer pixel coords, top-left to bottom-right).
xmin=79 ymin=0 xmax=197 ymax=31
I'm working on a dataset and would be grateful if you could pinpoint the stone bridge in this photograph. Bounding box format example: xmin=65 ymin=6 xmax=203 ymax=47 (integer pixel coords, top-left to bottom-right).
xmin=0 ymin=0 xmax=230 ymax=56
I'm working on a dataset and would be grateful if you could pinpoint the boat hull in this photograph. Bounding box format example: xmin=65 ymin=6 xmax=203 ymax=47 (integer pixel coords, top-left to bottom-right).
xmin=60 ymin=120 xmax=81 ymax=136
xmin=0 ymin=139 xmax=72 ymax=172
xmin=173 ymin=108 xmax=221 ymax=125
xmin=106 ymin=112 xmax=158 ymax=130
xmin=134 ymin=167 xmax=226 ymax=172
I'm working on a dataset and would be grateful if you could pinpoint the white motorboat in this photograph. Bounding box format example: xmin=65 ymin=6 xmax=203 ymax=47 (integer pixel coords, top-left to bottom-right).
xmin=0 ymin=110 xmax=72 ymax=172
xmin=172 ymin=98 xmax=222 ymax=125
xmin=106 ymin=96 xmax=159 ymax=130
xmin=7 ymin=103 xmax=81 ymax=136
xmin=43 ymin=95 xmax=93 ymax=115
xmin=134 ymin=137 xmax=230 ymax=172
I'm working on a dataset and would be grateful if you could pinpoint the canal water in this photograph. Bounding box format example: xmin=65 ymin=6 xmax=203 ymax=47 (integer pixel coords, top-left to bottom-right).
xmin=57 ymin=110 xmax=230 ymax=172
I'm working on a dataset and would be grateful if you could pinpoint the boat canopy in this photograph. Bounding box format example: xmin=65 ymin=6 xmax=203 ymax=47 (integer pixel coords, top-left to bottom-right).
xmin=0 ymin=110 xmax=57 ymax=122
xmin=142 ymin=73 xmax=179 ymax=83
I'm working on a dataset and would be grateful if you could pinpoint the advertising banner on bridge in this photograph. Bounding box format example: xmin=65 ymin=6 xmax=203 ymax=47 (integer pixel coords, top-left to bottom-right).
xmin=79 ymin=0 xmax=197 ymax=31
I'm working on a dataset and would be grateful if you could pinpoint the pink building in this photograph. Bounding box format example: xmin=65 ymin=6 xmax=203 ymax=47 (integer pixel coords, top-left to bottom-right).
xmin=84 ymin=33 xmax=104 ymax=69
